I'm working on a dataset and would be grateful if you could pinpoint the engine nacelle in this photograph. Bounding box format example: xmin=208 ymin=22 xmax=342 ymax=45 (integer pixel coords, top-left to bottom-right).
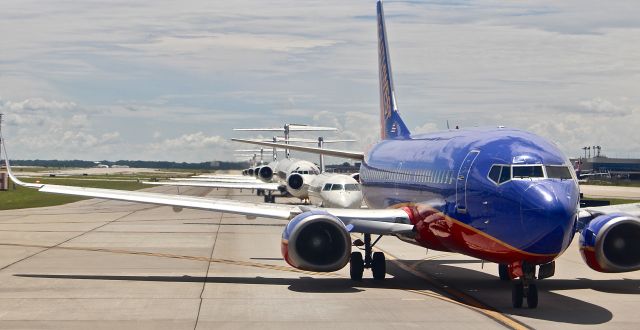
xmin=579 ymin=213 xmax=640 ymax=272
xmin=287 ymin=173 xmax=304 ymax=190
xmin=253 ymin=166 xmax=262 ymax=177
xmin=246 ymin=168 xmax=255 ymax=176
xmin=281 ymin=211 xmax=351 ymax=272
xmin=258 ymin=166 xmax=273 ymax=182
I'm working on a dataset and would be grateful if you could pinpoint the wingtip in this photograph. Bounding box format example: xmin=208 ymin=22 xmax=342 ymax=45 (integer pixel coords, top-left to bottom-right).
xmin=1 ymin=134 xmax=44 ymax=189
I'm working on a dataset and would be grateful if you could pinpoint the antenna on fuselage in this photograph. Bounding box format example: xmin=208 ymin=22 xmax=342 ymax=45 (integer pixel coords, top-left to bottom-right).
xmin=446 ymin=120 xmax=450 ymax=130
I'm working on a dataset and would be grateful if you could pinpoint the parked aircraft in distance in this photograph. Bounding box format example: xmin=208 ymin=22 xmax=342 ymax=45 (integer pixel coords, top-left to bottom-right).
xmin=3 ymin=0 xmax=640 ymax=309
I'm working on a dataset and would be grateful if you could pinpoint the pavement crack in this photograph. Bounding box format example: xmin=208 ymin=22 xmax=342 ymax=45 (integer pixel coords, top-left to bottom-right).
xmin=0 ymin=205 xmax=156 ymax=272
xmin=193 ymin=211 xmax=222 ymax=330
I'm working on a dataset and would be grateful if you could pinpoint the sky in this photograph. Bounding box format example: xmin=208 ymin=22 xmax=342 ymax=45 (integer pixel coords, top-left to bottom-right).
xmin=1 ymin=0 xmax=639 ymax=163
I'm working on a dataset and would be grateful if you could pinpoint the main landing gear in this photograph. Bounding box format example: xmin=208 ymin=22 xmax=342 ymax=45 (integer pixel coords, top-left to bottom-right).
xmin=263 ymin=192 xmax=276 ymax=203
xmin=349 ymin=234 xmax=386 ymax=281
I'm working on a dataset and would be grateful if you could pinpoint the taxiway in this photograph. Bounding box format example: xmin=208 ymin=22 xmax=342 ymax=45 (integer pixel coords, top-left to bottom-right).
xmin=0 ymin=186 xmax=638 ymax=329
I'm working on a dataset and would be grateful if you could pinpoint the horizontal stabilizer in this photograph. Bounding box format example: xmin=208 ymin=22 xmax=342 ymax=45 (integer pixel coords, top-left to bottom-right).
xmin=234 ymin=125 xmax=337 ymax=132
xmin=231 ymin=138 xmax=365 ymax=160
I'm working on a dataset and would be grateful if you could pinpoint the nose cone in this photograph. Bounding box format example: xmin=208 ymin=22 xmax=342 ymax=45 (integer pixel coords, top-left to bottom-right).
xmin=519 ymin=181 xmax=578 ymax=255
xmin=322 ymin=191 xmax=363 ymax=209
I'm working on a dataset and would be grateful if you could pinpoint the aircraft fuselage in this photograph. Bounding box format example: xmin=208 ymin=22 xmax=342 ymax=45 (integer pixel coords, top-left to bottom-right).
xmin=360 ymin=127 xmax=580 ymax=266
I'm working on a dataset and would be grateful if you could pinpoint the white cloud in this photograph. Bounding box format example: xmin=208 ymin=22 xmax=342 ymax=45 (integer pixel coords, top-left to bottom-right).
xmin=0 ymin=1 xmax=638 ymax=161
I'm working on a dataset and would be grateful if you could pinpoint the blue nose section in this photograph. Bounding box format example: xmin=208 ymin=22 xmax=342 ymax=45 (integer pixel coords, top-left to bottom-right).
xmin=519 ymin=181 xmax=578 ymax=255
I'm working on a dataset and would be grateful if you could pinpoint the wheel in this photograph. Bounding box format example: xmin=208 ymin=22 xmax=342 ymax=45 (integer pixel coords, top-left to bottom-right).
xmin=526 ymin=283 xmax=538 ymax=308
xmin=371 ymin=252 xmax=386 ymax=280
xmin=263 ymin=195 xmax=270 ymax=203
xmin=350 ymin=252 xmax=364 ymax=281
xmin=498 ymin=264 xmax=510 ymax=281
xmin=512 ymin=282 xmax=524 ymax=308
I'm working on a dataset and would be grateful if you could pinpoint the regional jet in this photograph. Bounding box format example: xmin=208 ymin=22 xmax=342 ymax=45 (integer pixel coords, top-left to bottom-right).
xmin=3 ymin=0 xmax=640 ymax=309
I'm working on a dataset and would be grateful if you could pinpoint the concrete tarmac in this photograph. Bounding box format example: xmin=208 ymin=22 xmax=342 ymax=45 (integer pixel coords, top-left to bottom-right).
xmin=580 ymin=185 xmax=640 ymax=200
xmin=0 ymin=186 xmax=639 ymax=329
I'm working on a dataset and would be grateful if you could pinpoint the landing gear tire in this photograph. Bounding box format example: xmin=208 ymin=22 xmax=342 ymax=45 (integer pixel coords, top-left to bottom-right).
xmin=512 ymin=282 xmax=524 ymax=308
xmin=371 ymin=252 xmax=386 ymax=280
xmin=526 ymin=284 xmax=538 ymax=309
xmin=350 ymin=252 xmax=364 ymax=281
xmin=498 ymin=264 xmax=510 ymax=281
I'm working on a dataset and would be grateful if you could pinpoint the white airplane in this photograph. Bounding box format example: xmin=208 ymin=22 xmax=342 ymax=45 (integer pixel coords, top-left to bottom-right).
xmin=146 ymin=157 xmax=362 ymax=208
xmin=3 ymin=1 xmax=640 ymax=309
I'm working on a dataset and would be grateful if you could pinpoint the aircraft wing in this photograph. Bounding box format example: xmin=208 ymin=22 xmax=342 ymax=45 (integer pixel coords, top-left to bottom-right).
xmin=143 ymin=180 xmax=282 ymax=191
xmin=579 ymin=203 xmax=640 ymax=221
xmin=19 ymin=182 xmax=412 ymax=235
xmin=2 ymin=142 xmax=411 ymax=235
xmin=169 ymin=177 xmax=262 ymax=182
xmin=231 ymin=138 xmax=365 ymax=160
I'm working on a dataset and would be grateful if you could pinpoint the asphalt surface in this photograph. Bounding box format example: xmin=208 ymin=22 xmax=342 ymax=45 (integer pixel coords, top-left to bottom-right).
xmin=0 ymin=185 xmax=639 ymax=329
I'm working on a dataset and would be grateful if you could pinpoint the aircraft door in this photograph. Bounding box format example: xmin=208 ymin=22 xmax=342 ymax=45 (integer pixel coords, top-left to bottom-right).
xmin=455 ymin=150 xmax=480 ymax=215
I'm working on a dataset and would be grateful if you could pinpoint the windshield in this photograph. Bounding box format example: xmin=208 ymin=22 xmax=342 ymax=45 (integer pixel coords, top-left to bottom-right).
xmin=345 ymin=184 xmax=360 ymax=191
xmin=331 ymin=184 xmax=344 ymax=191
xmin=546 ymin=166 xmax=573 ymax=179
xmin=512 ymin=166 xmax=544 ymax=179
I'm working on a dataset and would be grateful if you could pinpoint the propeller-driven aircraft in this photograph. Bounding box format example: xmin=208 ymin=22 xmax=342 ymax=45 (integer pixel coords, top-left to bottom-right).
xmin=2 ymin=0 xmax=640 ymax=309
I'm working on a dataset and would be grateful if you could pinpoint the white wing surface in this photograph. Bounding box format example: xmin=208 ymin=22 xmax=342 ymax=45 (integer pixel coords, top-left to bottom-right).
xmin=143 ymin=180 xmax=282 ymax=191
xmin=2 ymin=139 xmax=411 ymax=235
xmin=231 ymin=138 xmax=365 ymax=160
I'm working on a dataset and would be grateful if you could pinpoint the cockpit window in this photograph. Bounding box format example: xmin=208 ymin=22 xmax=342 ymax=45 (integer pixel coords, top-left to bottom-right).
xmin=345 ymin=184 xmax=360 ymax=191
xmin=323 ymin=183 xmax=332 ymax=191
xmin=546 ymin=166 xmax=572 ymax=180
xmin=512 ymin=165 xmax=544 ymax=179
xmin=331 ymin=184 xmax=344 ymax=191
xmin=499 ymin=166 xmax=511 ymax=183
xmin=488 ymin=165 xmax=501 ymax=183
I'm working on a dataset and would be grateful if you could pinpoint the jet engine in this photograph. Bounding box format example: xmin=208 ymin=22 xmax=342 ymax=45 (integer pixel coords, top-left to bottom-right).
xmin=257 ymin=166 xmax=273 ymax=182
xmin=253 ymin=166 xmax=262 ymax=177
xmin=287 ymin=173 xmax=304 ymax=190
xmin=247 ymin=168 xmax=255 ymax=176
xmin=579 ymin=213 xmax=640 ymax=272
xmin=286 ymin=173 xmax=310 ymax=199
xmin=281 ymin=211 xmax=351 ymax=272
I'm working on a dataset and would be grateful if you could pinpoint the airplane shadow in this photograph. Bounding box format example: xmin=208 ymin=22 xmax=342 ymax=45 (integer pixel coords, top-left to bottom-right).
xmin=14 ymin=272 xmax=425 ymax=294
xmin=404 ymin=259 xmax=640 ymax=325
xmin=14 ymin=259 xmax=637 ymax=325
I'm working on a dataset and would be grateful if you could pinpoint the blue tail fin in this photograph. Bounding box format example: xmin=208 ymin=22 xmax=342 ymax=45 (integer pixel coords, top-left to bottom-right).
xmin=377 ymin=0 xmax=411 ymax=140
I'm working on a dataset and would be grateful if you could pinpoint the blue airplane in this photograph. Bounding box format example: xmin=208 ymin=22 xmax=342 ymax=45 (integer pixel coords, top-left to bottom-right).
xmin=4 ymin=0 xmax=640 ymax=309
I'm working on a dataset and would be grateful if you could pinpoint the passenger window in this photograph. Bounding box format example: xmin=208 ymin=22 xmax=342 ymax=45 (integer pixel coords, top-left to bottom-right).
xmin=331 ymin=184 xmax=343 ymax=191
xmin=323 ymin=183 xmax=332 ymax=191
xmin=498 ymin=166 xmax=511 ymax=183
xmin=488 ymin=165 xmax=501 ymax=183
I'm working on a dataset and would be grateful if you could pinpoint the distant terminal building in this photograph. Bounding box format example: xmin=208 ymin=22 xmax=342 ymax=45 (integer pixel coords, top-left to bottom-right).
xmin=572 ymin=156 xmax=640 ymax=181
xmin=325 ymin=162 xmax=361 ymax=174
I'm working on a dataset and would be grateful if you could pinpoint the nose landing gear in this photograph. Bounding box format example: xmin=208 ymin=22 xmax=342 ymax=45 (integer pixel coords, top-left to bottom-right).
xmin=510 ymin=261 xmax=539 ymax=309
xmin=349 ymin=234 xmax=386 ymax=281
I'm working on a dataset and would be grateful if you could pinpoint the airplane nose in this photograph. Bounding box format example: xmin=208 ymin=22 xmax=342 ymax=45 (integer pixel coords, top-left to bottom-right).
xmin=519 ymin=182 xmax=578 ymax=255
